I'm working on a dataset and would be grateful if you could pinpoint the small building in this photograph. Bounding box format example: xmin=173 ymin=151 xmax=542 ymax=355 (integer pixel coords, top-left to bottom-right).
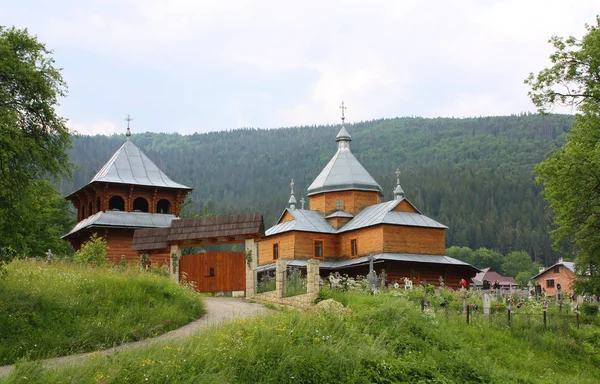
xmin=533 ymin=259 xmax=577 ymax=297
xmin=471 ymin=268 xmax=518 ymax=290
xmin=63 ymin=122 xmax=192 ymax=263
xmin=256 ymin=109 xmax=478 ymax=289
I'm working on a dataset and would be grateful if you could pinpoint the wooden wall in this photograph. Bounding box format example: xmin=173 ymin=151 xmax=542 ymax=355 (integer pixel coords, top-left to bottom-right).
xmin=68 ymin=183 xmax=189 ymax=221
xmin=292 ymin=232 xmax=339 ymax=260
xmin=338 ymin=226 xmax=384 ymax=258
xmin=105 ymin=228 xmax=139 ymax=263
xmin=309 ymin=190 xmax=381 ymax=216
xmin=179 ymin=252 xmax=245 ymax=293
xmin=392 ymin=200 xmax=419 ymax=213
xmin=382 ymin=225 xmax=445 ymax=255
xmin=258 ymin=233 xmax=295 ymax=265
xmin=384 ymin=261 xmax=475 ymax=289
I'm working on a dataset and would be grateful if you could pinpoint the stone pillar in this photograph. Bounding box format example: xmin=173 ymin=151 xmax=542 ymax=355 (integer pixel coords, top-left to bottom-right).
xmin=170 ymin=244 xmax=181 ymax=284
xmin=245 ymin=238 xmax=258 ymax=298
xmin=275 ymin=259 xmax=288 ymax=299
xmin=307 ymin=259 xmax=320 ymax=294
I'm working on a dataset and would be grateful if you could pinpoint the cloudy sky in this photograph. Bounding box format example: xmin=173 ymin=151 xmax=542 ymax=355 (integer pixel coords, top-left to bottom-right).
xmin=2 ymin=1 xmax=598 ymax=135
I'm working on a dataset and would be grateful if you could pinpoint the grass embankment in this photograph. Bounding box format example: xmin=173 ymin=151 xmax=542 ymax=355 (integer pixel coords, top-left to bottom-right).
xmin=4 ymin=290 xmax=599 ymax=383
xmin=0 ymin=261 xmax=205 ymax=365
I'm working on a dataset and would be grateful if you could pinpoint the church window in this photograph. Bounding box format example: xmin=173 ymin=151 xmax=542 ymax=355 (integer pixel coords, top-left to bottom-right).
xmin=96 ymin=197 xmax=101 ymax=212
xmin=350 ymin=239 xmax=358 ymax=257
xmin=88 ymin=201 xmax=93 ymax=216
xmin=314 ymin=240 xmax=324 ymax=259
xmin=336 ymin=199 xmax=343 ymax=210
xmin=156 ymin=199 xmax=171 ymax=214
xmin=109 ymin=196 xmax=125 ymax=211
xmin=133 ymin=197 xmax=149 ymax=212
xmin=273 ymin=243 xmax=279 ymax=260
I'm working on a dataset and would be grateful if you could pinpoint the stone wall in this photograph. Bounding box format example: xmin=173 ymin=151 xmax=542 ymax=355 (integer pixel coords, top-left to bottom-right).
xmin=253 ymin=291 xmax=318 ymax=310
xmin=252 ymin=259 xmax=321 ymax=310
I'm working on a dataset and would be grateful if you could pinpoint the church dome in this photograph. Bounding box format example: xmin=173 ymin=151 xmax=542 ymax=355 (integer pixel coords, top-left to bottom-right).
xmin=307 ymin=126 xmax=383 ymax=196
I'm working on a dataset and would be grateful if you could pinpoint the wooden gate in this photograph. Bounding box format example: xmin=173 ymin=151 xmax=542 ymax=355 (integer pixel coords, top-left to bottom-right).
xmin=179 ymin=252 xmax=245 ymax=293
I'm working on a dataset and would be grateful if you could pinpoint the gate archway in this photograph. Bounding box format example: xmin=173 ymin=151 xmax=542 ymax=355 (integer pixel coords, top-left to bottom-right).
xmin=132 ymin=213 xmax=264 ymax=297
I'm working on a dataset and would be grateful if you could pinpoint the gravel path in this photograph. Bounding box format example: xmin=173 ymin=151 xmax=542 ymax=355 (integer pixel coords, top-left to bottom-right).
xmin=0 ymin=297 xmax=269 ymax=379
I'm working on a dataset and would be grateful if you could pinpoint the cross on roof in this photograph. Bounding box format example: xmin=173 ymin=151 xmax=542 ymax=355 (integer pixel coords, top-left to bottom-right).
xmin=339 ymin=101 xmax=347 ymax=123
xmin=395 ymin=168 xmax=401 ymax=184
xmin=125 ymin=114 xmax=133 ymax=139
xmin=290 ymin=178 xmax=294 ymax=195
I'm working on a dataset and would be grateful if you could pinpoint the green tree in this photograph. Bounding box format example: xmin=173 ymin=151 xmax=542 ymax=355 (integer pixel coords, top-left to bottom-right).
xmin=515 ymin=271 xmax=533 ymax=288
xmin=0 ymin=26 xmax=72 ymax=254
xmin=526 ymin=17 xmax=600 ymax=294
xmin=501 ymin=251 xmax=533 ymax=277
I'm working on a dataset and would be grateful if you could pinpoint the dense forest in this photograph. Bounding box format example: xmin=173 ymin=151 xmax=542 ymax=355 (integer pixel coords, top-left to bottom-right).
xmin=60 ymin=114 xmax=574 ymax=266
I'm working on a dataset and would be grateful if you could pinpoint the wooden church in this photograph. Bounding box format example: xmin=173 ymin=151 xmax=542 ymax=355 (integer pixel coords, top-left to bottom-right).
xmin=257 ymin=107 xmax=478 ymax=289
xmin=63 ymin=121 xmax=192 ymax=264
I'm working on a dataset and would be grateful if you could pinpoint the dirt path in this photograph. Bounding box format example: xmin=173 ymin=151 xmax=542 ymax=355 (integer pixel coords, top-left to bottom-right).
xmin=0 ymin=297 xmax=269 ymax=379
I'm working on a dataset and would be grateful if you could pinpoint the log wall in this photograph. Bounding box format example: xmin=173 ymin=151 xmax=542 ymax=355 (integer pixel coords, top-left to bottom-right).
xmin=309 ymin=190 xmax=381 ymax=216
xmin=382 ymin=225 xmax=445 ymax=255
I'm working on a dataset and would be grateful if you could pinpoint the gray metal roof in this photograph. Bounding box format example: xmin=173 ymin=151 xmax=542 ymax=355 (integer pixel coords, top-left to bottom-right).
xmin=325 ymin=211 xmax=354 ymax=219
xmin=265 ymin=200 xmax=445 ymax=236
xmin=265 ymin=209 xmax=336 ymax=236
xmin=307 ymin=127 xmax=383 ymax=196
xmin=338 ymin=200 xmax=447 ymax=233
xmin=90 ymin=141 xmax=192 ymax=189
xmin=255 ymin=253 xmax=477 ymax=272
xmin=63 ymin=211 xmax=177 ymax=238
xmin=532 ymin=261 xmax=577 ymax=279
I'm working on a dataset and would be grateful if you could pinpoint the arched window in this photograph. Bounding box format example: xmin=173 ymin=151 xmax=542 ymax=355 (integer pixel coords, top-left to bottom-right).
xmin=109 ymin=195 xmax=125 ymax=211
xmin=88 ymin=201 xmax=93 ymax=216
xmin=133 ymin=197 xmax=149 ymax=212
xmin=97 ymin=197 xmax=101 ymax=212
xmin=156 ymin=199 xmax=171 ymax=214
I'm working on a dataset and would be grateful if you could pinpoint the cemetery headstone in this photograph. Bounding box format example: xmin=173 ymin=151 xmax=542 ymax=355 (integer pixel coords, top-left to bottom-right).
xmin=483 ymin=293 xmax=491 ymax=315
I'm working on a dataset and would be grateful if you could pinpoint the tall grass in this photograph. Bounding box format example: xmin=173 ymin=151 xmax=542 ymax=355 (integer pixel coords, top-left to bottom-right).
xmin=4 ymin=291 xmax=599 ymax=383
xmin=0 ymin=261 xmax=205 ymax=364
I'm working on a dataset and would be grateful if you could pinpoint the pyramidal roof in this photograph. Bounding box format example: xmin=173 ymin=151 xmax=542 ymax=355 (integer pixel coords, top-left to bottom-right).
xmin=307 ymin=126 xmax=383 ymax=196
xmin=67 ymin=140 xmax=192 ymax=199
xmin=90 ymin=140 xmax=191 ymax=189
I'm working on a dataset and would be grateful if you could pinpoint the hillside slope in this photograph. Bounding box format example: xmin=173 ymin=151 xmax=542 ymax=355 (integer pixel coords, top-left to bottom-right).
xmin=61 ymin=114 xmax=574 ymax=265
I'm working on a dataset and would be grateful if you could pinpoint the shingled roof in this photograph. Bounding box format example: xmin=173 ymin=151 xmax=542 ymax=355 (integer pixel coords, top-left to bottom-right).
xmin=131 ymin=213 xmax=265 ymax=251
xmin=132 ymin=227 xmax=171 ymax=251
xmin=168 ymin=213 xmax=265 ymax=242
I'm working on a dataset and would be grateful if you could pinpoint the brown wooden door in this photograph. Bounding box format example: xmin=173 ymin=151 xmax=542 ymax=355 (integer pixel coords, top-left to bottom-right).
xmin=179 ymin=252 xmax=245 ymax=293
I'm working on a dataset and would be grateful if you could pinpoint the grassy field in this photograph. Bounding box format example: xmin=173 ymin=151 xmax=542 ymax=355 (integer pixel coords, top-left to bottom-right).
xmin=2 ymin=289 xmax=598 ymax=383
xmin=0 ymin=261 xmax=205 ymax=365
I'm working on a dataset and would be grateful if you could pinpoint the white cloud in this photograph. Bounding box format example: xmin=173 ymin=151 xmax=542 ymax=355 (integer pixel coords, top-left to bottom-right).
xmin=2 ymin=0 xmax=598 ymax=132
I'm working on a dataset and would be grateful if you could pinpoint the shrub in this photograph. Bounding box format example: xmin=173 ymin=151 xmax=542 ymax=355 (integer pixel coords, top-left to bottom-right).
xmin=0 ymin=247 xmax=18 ymax=276
xmin=581 ymin=303 xmax=599 ymax=316
xmin=73 ymin=234 xmax=107 ymax=266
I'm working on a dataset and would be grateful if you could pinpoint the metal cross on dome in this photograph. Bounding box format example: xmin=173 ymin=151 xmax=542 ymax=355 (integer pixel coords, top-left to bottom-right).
xmin=339 ymin=101 xmax=347 ymax=123
xmin=125 ymin=114 xmax=133 ymax=140
xmin=395 ymin=168 xmax=401 ymax=185
xmin=290 ymin=178 xmax=294 ymax=195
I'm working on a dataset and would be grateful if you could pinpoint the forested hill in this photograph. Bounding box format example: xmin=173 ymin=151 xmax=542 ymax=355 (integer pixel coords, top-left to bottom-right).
xmin=60 ymin=114 xmax=574 ymax=265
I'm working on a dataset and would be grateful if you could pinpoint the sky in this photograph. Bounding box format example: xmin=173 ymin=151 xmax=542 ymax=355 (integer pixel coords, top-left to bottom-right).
xmin=2 ymin=1 xmax=599 ymax=135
